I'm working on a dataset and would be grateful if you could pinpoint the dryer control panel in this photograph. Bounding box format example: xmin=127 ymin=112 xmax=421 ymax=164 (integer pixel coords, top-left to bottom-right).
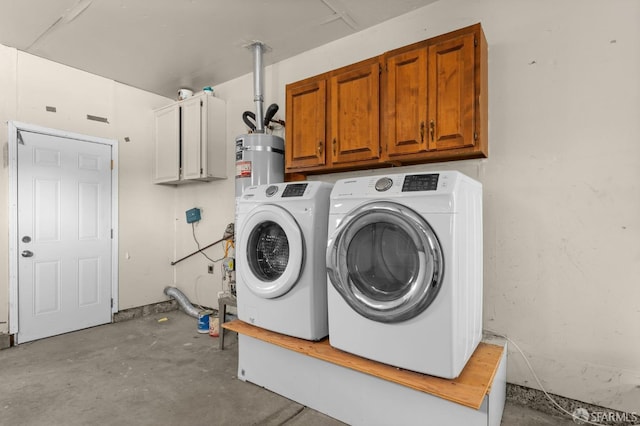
xmin=331 ymin=170 xmax=481 ymax=199
xmin=401 ymin=174 xmax=439 ymax=192
xmin=282 ymin=183 xmax=308 ymax=197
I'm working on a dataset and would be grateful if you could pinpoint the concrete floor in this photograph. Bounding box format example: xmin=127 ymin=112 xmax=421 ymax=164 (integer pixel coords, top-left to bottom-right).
xmin=0 ymin=311 xmax=577 ymax=426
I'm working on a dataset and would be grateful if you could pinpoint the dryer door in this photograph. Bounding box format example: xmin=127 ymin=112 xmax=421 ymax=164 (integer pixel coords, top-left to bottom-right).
xmin=239 ymin=204 xmax=304 ymax=299
xmin=327 ymin=201 xmax=444 ymax=323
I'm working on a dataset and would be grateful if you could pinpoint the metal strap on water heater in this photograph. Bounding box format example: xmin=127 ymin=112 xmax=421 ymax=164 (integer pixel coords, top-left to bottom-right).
xmin=239 ymin=145 xmax=285 ymax=154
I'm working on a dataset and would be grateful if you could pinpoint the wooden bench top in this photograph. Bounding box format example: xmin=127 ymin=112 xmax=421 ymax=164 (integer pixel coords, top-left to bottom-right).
xmin=223 ymin=319 xmax=503 ymax=410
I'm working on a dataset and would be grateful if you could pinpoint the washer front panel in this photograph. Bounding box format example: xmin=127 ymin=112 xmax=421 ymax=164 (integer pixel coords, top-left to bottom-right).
xmin=327 ymin=201 xmax=444 ymax=323
xmin=240 ymin=204 xmax=304 ymax=299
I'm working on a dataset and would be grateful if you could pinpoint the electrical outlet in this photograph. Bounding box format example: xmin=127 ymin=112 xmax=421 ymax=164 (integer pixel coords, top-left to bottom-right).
xmin=208 ymin=264 xmax=214 ymax=274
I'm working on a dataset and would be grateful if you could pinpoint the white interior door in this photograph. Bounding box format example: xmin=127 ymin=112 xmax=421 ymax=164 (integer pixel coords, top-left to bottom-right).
xmin=16 ymin=130 xmax=113 ymax=343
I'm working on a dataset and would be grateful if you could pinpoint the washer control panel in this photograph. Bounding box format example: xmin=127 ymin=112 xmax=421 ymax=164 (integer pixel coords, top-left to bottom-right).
xmin=401 ymin=174 xmax=439 ymax=192
xmin=282 ymin=183 xmax=308 ymax=197
xmin=265 ymin=185 xmax=279 ymax=197
xmin=374 ymin=177 xmax=393 ymax=192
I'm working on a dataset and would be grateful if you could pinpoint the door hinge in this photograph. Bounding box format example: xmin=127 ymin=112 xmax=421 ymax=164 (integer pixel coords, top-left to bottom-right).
xmin=200 ymin=100 xmax=204 ymax=107
xmin=474 ymin=37 xmax=478 ymax=47
xmin=110 ymin=229 xmax=113 ymax=239
xmin=474 ymin=132 xmax=478 ymax=141
xmin=111 ymin=160 xmax=114 ymax=170
xmin=111 ymin=298 xmax=114 ymax=308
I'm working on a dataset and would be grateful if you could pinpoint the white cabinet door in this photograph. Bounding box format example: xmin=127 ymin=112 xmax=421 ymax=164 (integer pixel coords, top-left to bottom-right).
xmin=201 ymin=95 xmax=227 ymax=180
xmin=181 ymin=96 xmax=203 ymax=180
xmin=153 ymin=105 xmax=180 ymax=183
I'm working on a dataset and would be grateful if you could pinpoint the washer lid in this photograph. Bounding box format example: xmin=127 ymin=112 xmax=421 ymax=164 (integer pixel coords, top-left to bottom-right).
xmin=327 ymin=201 xmax=444 ymax=323
xmin=239 ymin=204 xmax=304 ymax=299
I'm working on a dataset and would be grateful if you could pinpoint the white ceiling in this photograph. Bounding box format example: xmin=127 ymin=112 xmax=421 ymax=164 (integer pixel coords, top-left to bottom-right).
xmin=0 ymin=0 xmax=437 ymax=99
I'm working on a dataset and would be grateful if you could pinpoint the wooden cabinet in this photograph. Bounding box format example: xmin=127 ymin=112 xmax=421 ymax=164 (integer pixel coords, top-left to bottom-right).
xmin=285 ymin=59 xmax=380 ymax=173
xmin=153 ymin=92 xmax=227 ymax=184
xmin=285 ymin=23 xmax=488 ymax=176
xmin=383 ymin=24 xmax=487 ymax=163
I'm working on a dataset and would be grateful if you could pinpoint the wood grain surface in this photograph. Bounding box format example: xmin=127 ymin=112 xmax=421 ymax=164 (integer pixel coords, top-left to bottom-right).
xmin=223 ymin=319 xmax=503 ymax=410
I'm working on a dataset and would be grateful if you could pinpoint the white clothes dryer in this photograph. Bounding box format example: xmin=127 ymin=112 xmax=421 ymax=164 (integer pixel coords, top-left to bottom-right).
xmin=326 ymin=171 xmax=482 ymax=378
xmin=236 ymin=181 xmax=333 ymax=340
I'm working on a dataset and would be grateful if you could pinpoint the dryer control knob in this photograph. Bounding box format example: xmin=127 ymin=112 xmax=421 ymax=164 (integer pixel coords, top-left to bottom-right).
xmin=375 ymin=177 xmax=393 ymax=192
xmin=265 ymin=185 xmax=279 ymax=197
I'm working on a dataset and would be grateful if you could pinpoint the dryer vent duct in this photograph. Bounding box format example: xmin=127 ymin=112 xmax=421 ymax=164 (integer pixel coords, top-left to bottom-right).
xmin=164 ymin=286 xmax=200 ymax=318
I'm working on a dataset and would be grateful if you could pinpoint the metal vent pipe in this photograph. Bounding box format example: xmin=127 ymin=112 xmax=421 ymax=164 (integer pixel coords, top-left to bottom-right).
xmin=251 ymin=42 xmax=265 ymax=133
xmin=164 ymin=286 xmax=200 ymax=318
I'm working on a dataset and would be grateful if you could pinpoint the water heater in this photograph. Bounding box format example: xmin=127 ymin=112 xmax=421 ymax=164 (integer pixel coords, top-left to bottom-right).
xmin=235 ymin=133 xmax=284 ymax=197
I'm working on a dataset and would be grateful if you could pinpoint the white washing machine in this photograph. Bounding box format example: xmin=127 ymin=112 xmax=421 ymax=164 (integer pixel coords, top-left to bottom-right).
xmin=326 ymin=171 xmax=482 ymax=378
xmin=236 ymin=181 xmax=333 ymax=340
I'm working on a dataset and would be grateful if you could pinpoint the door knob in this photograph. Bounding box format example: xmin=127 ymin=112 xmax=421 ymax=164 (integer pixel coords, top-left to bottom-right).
xmin=21 ymin=250 xmax=34 ymax=258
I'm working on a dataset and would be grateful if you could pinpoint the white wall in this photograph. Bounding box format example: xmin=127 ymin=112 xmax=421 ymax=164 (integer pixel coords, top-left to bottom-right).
xmin=0 ymin=0 xmax=637 ymax=414
xmin=113 ymin=83 xmax=176 ymax=310
xmin=0 ymin=43 xmax=17 ymax=335
xmin=0 ymin=47 xmax=176 ymax=328
xmin=187 ymin=0 xmax=639 ymax=412
xmin=0 ymin=44 xmax=234 ymax=329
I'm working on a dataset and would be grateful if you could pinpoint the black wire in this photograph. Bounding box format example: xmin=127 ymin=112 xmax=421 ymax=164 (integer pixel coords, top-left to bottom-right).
xmin=191 ymin=223 xmax=224 ymax=263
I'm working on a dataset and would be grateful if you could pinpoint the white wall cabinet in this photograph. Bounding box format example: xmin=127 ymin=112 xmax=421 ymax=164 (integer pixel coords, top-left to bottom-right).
xmin=153 ymin=93 xmax=226 ymax=184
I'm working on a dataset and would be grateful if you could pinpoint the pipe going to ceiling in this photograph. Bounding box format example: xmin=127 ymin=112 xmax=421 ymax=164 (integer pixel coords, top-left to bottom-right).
xmin=250 ymin=41 xmax=266 ymax=133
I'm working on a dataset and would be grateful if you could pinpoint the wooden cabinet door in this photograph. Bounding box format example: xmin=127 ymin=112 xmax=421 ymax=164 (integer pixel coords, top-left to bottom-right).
xmin=329 ymin=62 xmax=380 ymax=165
xmin=285 ymin=79 xmax=327 ymax=170
xmin=382 ymin=48 xmax=428 ymax=158
xmin=427 ymin=32 xmax=476 ymax=151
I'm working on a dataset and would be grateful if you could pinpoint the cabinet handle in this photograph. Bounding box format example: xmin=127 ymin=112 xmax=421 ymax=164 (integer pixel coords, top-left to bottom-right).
xmin=318 ymin=141 xmax=323 ymax=155
xmin=429 ymin=120 xmax=435 ymax=142
xmin=420 ymin=122 xmax=425 ymax=143
xmin=332 ymin=138 xmax=337 ymax=156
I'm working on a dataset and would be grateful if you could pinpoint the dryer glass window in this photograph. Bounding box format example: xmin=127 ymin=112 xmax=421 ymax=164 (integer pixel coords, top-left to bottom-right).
xmin=347 ymin=223 xmax=419 ymax=301
xmin=327 ymin=201 xmax=444 ymax=323
xmin=247 ymin=221 xmax=289 ymax=281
